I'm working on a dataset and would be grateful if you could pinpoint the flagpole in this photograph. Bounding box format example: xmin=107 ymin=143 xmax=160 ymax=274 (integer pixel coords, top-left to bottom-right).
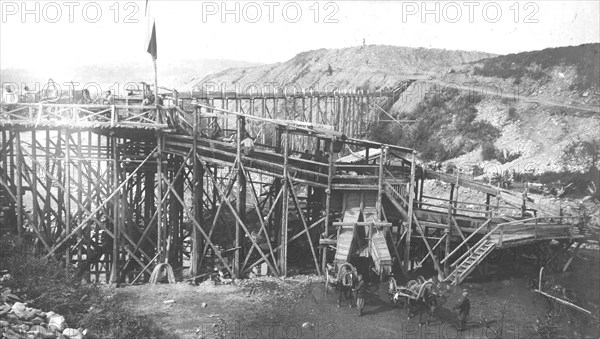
xmin=153 ymin=57 xmax=159 ymax=118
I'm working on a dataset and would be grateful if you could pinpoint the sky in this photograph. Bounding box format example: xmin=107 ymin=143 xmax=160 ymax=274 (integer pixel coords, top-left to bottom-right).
xmin=0 ymin=0 xmax=599 ymax=72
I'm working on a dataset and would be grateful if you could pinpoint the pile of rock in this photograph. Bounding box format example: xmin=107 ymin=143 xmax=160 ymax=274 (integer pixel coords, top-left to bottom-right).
xmin=0 ymin=277 xmax=91 ymax=339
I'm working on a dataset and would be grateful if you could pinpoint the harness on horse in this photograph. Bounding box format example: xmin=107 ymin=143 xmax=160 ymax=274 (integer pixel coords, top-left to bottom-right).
xmin=341 ymin=271 xmax=353 ymax=287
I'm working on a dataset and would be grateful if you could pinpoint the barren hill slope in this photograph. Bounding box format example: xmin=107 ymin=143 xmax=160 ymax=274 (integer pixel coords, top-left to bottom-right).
xmin=400 ymin=43 xmax=600 ymax=174
xmin=198 ymin=44 xmax=599 ymax=180
xmin=196 ymin=45 xmax=494 ymax=91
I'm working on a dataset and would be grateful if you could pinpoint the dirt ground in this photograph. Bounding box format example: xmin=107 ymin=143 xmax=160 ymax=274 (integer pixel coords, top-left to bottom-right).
xmin=116 ymin=249 xmax=599 ymax=339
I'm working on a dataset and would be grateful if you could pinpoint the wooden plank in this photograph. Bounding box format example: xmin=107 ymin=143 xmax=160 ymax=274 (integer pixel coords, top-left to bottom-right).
xmin=287 ymin=176 xmax=321 ymax=275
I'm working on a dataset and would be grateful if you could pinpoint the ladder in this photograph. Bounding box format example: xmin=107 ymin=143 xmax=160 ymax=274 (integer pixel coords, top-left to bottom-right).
xmin=444 ymin=240 xmax=496 ymax=285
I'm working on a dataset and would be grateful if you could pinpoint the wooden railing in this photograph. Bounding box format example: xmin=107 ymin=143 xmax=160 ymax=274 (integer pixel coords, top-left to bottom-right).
xmin=1 ymin=103 xmax=169 ymax=128
xmin=440 ymin=218 xmax=492 ymax=265
xmin=419 ymin=194 xmax=522 ymax=220
xmin=446 ymin=215 xmax=576 ymax=268
xmin=384 ymin=182 xmax=409 ymax=207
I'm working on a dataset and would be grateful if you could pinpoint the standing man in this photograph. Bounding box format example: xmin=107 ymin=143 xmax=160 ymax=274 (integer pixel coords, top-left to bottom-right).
xmin=338 ymin=266 xmax=353 ymax=308
xmin=454 ymin=290 xmax=470 ymax=331
xmin=2 ymin=86 xmax=20 ymax=113
xmin=142 ymin=91 xmax=155 ymax=106
xmin=241 ymin=132 xmax=255 ymax=156
xmin=2 ymin=86 xmax=19 ymax=104
xmin=354 ymin=274 xmax=366 ymax=316
xmin=103 ymin=91 xmax=115 ymax=105
xmin=79 ymin=89 xmax=93 ymax=104
xmin=300 ymin=149 xmax=311 ymax=160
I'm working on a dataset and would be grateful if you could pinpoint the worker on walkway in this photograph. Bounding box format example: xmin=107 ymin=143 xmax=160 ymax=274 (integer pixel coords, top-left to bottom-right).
xmin=209 ymin=123 xmax=222 ymax=140
xmin=142 ymin=91 xmax=154 ymax=106
xmin=454 ymin=289 xmax=470 ymax=331
xmin=79 ymin=89 xmax=94 ymax=104
xmin=2 ymin=86 xmax=19 ymax=104
xmin=21 ymin=86 xmax=37 ymax=103
xmin=300 ymin=149 xmax=311 ymax=160
xmin=241 ymin=131 xmax=255 ymax=156
xmin=1 ymin=86 xmax=19 ymax=112
xmin=313 ymin=150 xmax=327 ymax=163
xmin=103 ymin=90 xmax=115 ymax=105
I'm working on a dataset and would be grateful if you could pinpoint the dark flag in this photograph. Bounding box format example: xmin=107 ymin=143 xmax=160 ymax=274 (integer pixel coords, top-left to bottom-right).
xmin=145 ymin=0 xmax=157 ymax=60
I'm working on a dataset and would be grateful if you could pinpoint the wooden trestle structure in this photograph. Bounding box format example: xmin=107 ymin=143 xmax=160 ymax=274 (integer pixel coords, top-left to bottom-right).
xmin=0 ymin=83 xmax=590 ymax=285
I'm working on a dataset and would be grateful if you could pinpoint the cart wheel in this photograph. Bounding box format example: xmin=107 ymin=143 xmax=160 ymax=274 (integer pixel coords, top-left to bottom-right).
xmin=398 ymin=297 xmax=408 ymax=309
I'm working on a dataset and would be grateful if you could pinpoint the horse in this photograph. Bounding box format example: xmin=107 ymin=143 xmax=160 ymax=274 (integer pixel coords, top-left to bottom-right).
xmin=337 ymin=264 xmax=358 ymax=307
xmin=407 ymin=285 xmax=441 ymax=326
xmin=388 ymin=277 xmax=408 ymax=309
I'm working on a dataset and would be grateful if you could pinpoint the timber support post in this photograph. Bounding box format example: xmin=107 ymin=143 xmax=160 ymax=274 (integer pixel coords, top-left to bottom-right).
xmin=156 ymin=132 xmax=165 ymax=263
xmin=190 ymin=107 xmax=203 ymax=277
xmin=235 ymin=116 xmax=247 ymax=278
xmin=110 ymin=133 xmax=120 ymax=284
xmin=404 ymin=151 xmax=416 ymax=271
xmin=280 ymin=128 xmax=289 ymax=276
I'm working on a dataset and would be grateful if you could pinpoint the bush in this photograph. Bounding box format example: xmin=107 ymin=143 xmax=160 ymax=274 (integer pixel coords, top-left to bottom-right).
xmin=481 ymin=144 xmax=522 ymax=164
xmin=507 ymin=107 xmax=518 ymax=121
xmin=78 ymin=294 xmax=173 ymax=339
xmin=512 ymin=169 xmax=536 ymax=183
xmin=534 ymin=168 xmax=600 ymax=198
xmin=445 ymin=163 xmax=457 ymax=174
xmin=560 ymin=138 xmax=600 ymax=171
xmin=481 ymin=143 xmax=497 ymax=161
xmin=472 ymin=165 xmax=484 ymax=177
xmin=499 ymin=150 xmax=522 ymax=164
xmin=472 ymin=43 xmax=599 ymax=90
xmin=490 ymin=170 xmax=513 ymax=188
xmin=379 ymin=89 xmax=501 ymax=162
xmin=500 ymin=97 xmax=517 ymax=105
xmin=4 ymin=253 xmax=172 ymax=339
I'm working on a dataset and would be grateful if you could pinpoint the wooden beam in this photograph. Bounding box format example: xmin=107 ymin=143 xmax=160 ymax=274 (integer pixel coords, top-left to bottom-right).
xmin=235 ymin=116 xmax=246 ymax=278
xmin=190 ymin=108 xmax=203 ymax=277
xmin=110 ymin=136 xmax=119 ymax=283
xmin=240 ymin=163 xmax=280 ymax=275
xmin=404 ymin=152 xmax=416 ymax=271
xmin=198 ymin=158 xmax=279 ymax=275
xmin=44 ymin=148 xmax=157 ymax=258
xmin=243 ymin=216 xmax=325 ymax=274
xmin=164 ymin=166 xmax=235 ymax=276
xmin=280 ymin=129 xmax=289 ymax=276
xmin=15 ymin=132 xmax=22 ymax=236
xmin=287 ymin=176 xmax=321 ymax=275
xmin=445 ymin=187 xmax=452 ymax=276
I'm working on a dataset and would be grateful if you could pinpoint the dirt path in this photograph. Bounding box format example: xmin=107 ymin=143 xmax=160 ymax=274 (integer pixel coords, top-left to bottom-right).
xmin=422 ymin=79 xmax=600 ymax=113
xmin=116 ymin=269 xmax=597 ymax=339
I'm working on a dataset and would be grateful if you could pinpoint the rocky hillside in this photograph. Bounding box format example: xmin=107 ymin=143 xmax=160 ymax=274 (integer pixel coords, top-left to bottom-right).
xmin=199 ymin=44 xmax=599 ymax=183
xmin=420 ymin=43 xmax=600 ymax=173
xmin=196 ymin=45 xmax=494 ymax=90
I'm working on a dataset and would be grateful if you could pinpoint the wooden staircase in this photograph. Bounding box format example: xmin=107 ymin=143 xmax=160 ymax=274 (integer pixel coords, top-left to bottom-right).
xmin=444 ymin=239 xmax=496 ymax=285
xmin=383 ymin=183 xmax=409 ymax=219
xmin=385 ymin=180 xmax=499 ymax=285
xmin=383 ymin=180 xmax=579 ymax=285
